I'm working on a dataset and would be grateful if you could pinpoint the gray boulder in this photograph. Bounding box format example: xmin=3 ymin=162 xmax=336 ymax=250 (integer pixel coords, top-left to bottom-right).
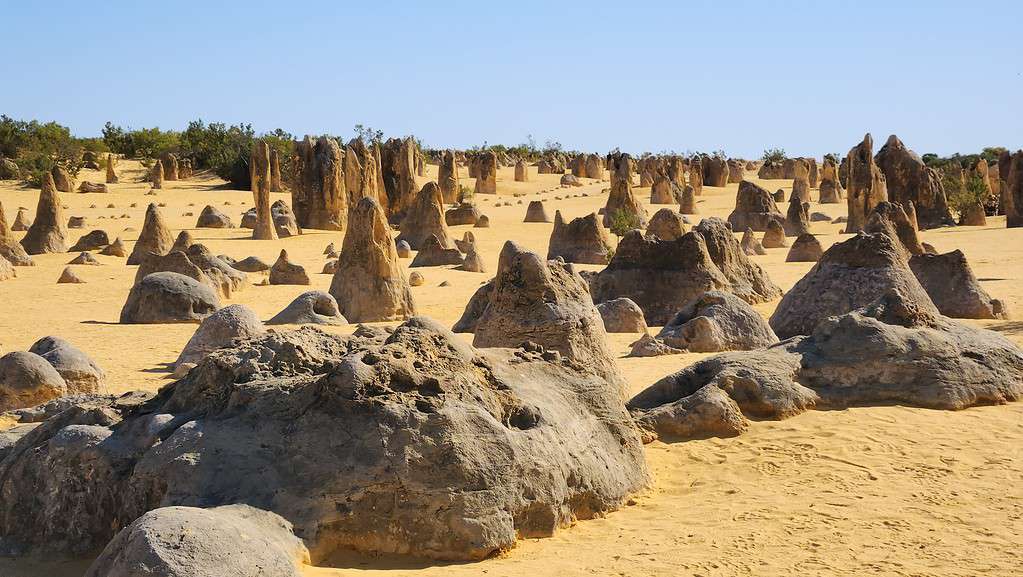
xmin=0 ymin=318 xmax=647 ymax=561
xmin=28 ymin=337 xmax=104 ymax=395
xmin=267 ymin=291 xmax=347 ymax=325
xmin=0 ymin=351 xmax=67 ymax=412
xmin=657 ymin=291 xmax=778 ymax=352
xmin=596 ymin=298 xmax=648 ymax=333
xmin=120 ymin=272 xmax=220 ymax=324
xmin=84 ymin=505 xmax=308 ymax=577
xmin=175 ymin=305 xmax=266 ymax=369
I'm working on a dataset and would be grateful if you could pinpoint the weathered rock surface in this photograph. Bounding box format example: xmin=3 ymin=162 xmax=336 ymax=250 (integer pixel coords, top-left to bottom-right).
xmin=784 ymin=196 xmax=810 ymax=236
xmin=547 ymin=211 xmax=612 ymax=264
xmin=269 ymin=250 xmax=310 ymax=285
xmin=84 ymin=505 xmax=309 ymax=577
xmin=656 ymin=291 xmax=777 ymax=352
xmin=291 ymin=136 xmax=345 ymax=232
xmin=603 ymin=153 xmax=647 ymax=228
xmin=470 ymin=242 xmax=626 ymax=391
xmin=785 ymin=233 xmax=824 ymax=262
xmin=874 ymin=135 xmax=954 ymax=229
xmin=329 ymin=197 xmax=416 ymax=322
xmin=69 ymin=230 xmax=110 ymax=252
xmin=818 ymin=155 xmax=844 ymax=203
xmin=740 ymin=227 xmax=766 ymax=255
xmin=631 ymin=384 xmax=749 ymax=441
xmin=633 ymin=289 xmax=1023 ymax=439
xmin=397 ymin=182 xmax=452 ymax=250
xmin=0 ymin=318 xmax=647 ymax=561
xmin=596 ymin=298 xmax=648 ymax=333
xmin=769 ymin=231 xmax=938 ymax=338
xmin=845 ymin=134 xmax=888 ymax=232
xmin=445 ymin=203 xmax=480 ymax=226
xmin=644 ymin=208 xmax=687 ymax=241
xmin=21 ymin=174 xmax=69 ymax=255
xmin=230 ymin=255 xmax=270 ymax=273
xmin=410 ymin=234 xmax=464 ymax=267
xmin=727 ymin=181 xmax=784 ymax=232
xmin=474 ymin=150 xmax=498 ymax=195
xmin=195 ymin=205 xmax=234 ymax=228
xmin=120 ymin=272 xmax=221 ymax=324
xmin=127 ymin=204 xmax=174 ymax=265
xmin=267 ymin=291 xmax=348 ymax=325
xmin=0 ymin=351 xmax=67 ymax=412
xmin=175 ymin=305 xmax=266 ymax=368
xmin=909 ymin=250 xmax=1008 ymax=319
xmin=524 ymin=200 xmax=552 ymax=223
xmin=591 ymin=230 xmax=729 ymax=325
xmin=693 ymin=218 xmax=781 ymax=305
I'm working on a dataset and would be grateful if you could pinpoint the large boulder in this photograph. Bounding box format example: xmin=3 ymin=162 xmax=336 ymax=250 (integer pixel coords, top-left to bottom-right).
xmin=656 ymin=291 xmax=777 ymax=352
xmin=445 ymin=203 xmax=480 ymax=226
xmin=292 ymin=136 xmax=345 ymax=231
xmin=27 ymin=337 xmax=104 ymax=395
xmin=0 ymin=319 xmax=647 ymax=561
xmin=135 ymin=245 xmax=247 ymax=299
xmin=603 ymin=153 xmax=647 ymax=229
xmin=21 ymin=173 xmax=68 ymax=255
xmin=410 ymin=234 xmax=464 ymax=267
xmin=693 ymin=218 xmax=781 ymax=305
xmin=630 ymin=383 xmax=749 ymax=441
xmin=127 ymin=204 xmax=174 ymax=265
xmin=590 ymin=230 xmax=730 ymax=325
xmin=329 ymin=197 xmax=416 ymax=322
xmin=524 ymin=200 xmax=552 ymax=223
xmin=783 ymin=195 xmax=810 ymax=236
xmin=0 ymin=201 xmax=33 ymax=266
xmin=769 ymin=231 xmax=938 ymax=338
xmin=267 ymin=291 xmax=347 ymax=325
xmin=702 ymin=156 xmax=728 ymax=187
xmin=629 ymin=290 xmax=1023 ymax=435
xmin=874 ymin=135 xmax=954 ymax=229
xmin=909 ymin=250 xmax=1008 ymax=319
xmin=84 ymin=505 xmax=308 ymax=577
xmin=174 ymin=305 xmax=266 ymax=369
xmin=397 ymin=182 xmax=452 ymax=250
xmin=473 ymin=150 xmax=498 ymax=195
xmin=596 ymin=298 xmax=648 ymax=333
xmin=650 ymin=176 xmax=680 ymax=204
xmin=120 ymin=272 xmax=221 ymax=324
xmin=269 ymin=250 xmax=310 ymax=285
xmin=845 ymin=134 xmax=888 ymax=233
xmin=195 ymin=205 xmax=234 ymax=228
xmin=0 ymin=351 xmax=67 ymax=412
xmin=69 ymin=230 xmax=110 ymax=252
xmin=470 ymin=242 xmax=626 ymax=391
xmin=727 ymin=181 xmax=784 ymax=232
xmin=547 ymin=211 xmax=613 ymax=264
xmin=785 ymin=233 xmax=824 ymax=262
xmin=438 ymin=150 xmax=460 ymax=203
xmin=644 ymin=208 xmax=687 ymax=241
xmin=818 ymin=155 xmax=844 ymax=203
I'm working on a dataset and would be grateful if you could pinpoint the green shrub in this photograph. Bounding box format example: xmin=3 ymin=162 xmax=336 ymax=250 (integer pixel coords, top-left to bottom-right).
xmin=102 ymin=122 xmax=179 ymax=159
xmin=942 ymin=170 xmax=987 ymax=216
xmin=0 ymin=116 xmax=83 ymax=185
xmin=608 ymin=209 xmax=641 ymax=238
xmin=761 ymin=148 xmax=786 ymax=164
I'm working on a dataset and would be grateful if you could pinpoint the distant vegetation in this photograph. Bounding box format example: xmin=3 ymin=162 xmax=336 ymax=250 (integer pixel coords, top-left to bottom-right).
xmin=941 ymin=171 xmax=989 ymax=217
xmin=761 ymin=148 xmax=786 ymax=164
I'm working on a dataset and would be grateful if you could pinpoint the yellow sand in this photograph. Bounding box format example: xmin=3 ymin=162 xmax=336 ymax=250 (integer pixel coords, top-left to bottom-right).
xmin=1 ymin=161 xmax=1021 ymax=577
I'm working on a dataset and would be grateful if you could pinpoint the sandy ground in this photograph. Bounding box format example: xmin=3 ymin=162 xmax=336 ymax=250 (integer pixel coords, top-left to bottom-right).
xmin=1 ymin=160 xmax=1021 ymax=577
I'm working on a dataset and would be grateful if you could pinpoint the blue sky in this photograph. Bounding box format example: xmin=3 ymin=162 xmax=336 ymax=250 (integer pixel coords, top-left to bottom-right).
xmin=1 ymin=0 xmax=1019 ymax=157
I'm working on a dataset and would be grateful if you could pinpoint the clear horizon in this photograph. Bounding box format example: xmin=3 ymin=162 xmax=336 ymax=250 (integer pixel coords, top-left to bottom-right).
xmin=2 ymin=0 xmax=1020 ymax=158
